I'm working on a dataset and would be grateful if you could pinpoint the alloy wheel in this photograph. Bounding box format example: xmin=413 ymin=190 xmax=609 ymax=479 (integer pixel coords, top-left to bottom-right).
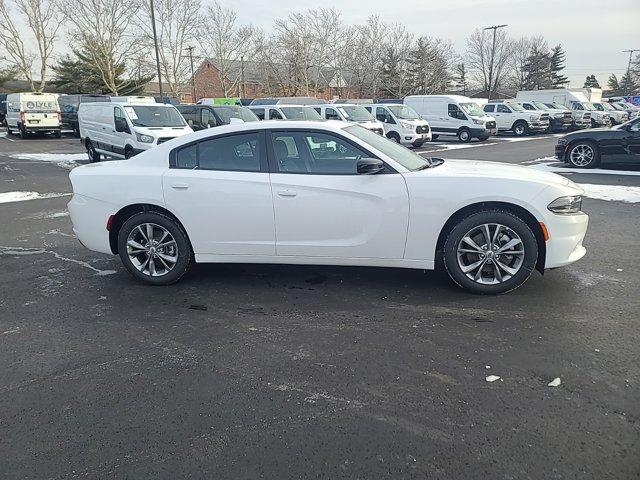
xmin=456 ymin=223 xmax=525 ymax=285
xmin=126 ymin=223 xmax=178 ymax=277
xmin=569 ymin=144 xmax=594 ymax=167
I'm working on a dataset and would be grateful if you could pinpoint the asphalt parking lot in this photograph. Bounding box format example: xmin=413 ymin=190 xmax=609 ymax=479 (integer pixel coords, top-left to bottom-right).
xmin=1 ymin=132 xmax=639 ymax=479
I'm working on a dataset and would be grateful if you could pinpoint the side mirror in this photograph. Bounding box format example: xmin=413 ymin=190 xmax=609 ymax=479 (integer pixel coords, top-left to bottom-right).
xmin=357 ymin=157 xmax=384 ymax=175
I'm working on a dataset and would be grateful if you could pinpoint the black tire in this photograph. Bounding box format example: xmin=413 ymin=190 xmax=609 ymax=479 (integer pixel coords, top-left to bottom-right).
xmin=54 ymin=130 xmax=61 ymax=138
xmin=477 ymin=135 xmax=490 ymax=142
xmin=125 ymin=147 xmax=135 ymax=159
xmin=73 ymin=125 xmax=80 ymax=137
xmin=86 ymin=139 xmax=101 ymax=162
xmin=566 ymin=141 xmax=600 ymax=168
xmin=412 ymin=140 xmax=424 ymax=148
xmin=387 ymin=132 xmax=401 ymax=143
xmin=443 ymin=210 xmax=538 ymax=295
xmin=512 ymin=121 xmax=528 ymax=136
xmin=6 ymin=124 xmax=12 ymax=135
xmin=117 ymin=211 xmax=192 ymax=286
xmin=19 ymin=125 xmax=27 ymax=139
xmin=457 ymin=128 xmax=471 ymax=143
xmin=590 ymin=118 xmax=597 ymax=128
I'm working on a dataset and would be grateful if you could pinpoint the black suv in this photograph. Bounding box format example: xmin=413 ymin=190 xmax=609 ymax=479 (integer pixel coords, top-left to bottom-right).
xmin=176 ymin=104 xmax=258 ymax=130
xmin=58 ymin=94 xmax=109 ymax=136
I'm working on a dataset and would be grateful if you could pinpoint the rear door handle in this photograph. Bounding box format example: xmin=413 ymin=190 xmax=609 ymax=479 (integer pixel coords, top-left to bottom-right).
xmin=277 ymin=189 xmax=297 ymax=197
xmin=171 ymin=183 xmax=189 ymax=190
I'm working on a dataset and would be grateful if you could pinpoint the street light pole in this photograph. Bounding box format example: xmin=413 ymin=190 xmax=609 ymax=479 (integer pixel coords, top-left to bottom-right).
xmin=484 ymin=24 xmax=508 ymax=101
xmin=622 ymin=49 xmax=639 ymax=96
xmin=149 ymin=0 xmax=163 ymax=101
xmin=185 ymin=46 xmax=196 ymax=102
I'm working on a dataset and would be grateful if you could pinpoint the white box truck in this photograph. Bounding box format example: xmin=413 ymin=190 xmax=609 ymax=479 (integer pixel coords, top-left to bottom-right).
xmin=5 ymin=92 xmax=61 ymax=138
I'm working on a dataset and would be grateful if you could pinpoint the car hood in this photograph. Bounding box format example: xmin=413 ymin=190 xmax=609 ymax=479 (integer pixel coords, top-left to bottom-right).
xmin=424 ymin=159 xmax=575 ymax=188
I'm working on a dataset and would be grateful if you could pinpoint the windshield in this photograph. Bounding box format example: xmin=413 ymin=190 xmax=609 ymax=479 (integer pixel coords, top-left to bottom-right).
xmin=337 ymin=105 xmax=374 ymax=122
xmin=592 ymin=103 xmax=605 ymax=111
xmin=124 ymin=105 xmax=186 ymax=127
xmin=547 ymin=102 xmax=568 ymax=110
xmin=533 ymin=101 xmax=550 ymax=110
xmin=214 ymin=105 xmax=258 ymax=123
xmin=459 ymin=102 xmax=485 ymax=117
xmin=280 ymin=107 xmax=322 ymax=120
xmin=600 ymin=103 xmax=615 ymax=111
xmin=387 ymin=105 xmax=421 ymax=120
xmin=345 ymin=125 xmax=437 ymax=171
xmin=610 ymin=103 xmax=624 ymax=110
xmin=506 ymin=102 xmax=525 ymax=112
xmin=622 ymin=102 xmax=639 ymax=109
xmin=583 ymin=102 xmax=596 ymax=110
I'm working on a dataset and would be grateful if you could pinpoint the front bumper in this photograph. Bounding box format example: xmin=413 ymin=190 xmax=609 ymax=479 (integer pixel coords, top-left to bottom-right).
xmin=554 ymin=143 xmax=566 ymax=160
xmin=401 ymin=132 xmax=431 ymax=145
xmin=544 ymin=212 xmax=589 ymax=268
xmin=528 ymin=120 xmax=549 ymax=132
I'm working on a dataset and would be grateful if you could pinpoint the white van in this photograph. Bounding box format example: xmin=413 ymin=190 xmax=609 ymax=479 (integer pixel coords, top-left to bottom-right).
xmin=248 ymin=105 xmax=322 ymax=121
xmin=78 ymin=101 xmax=193 ymax=161
xmin=5 ymin=92 xmax=61 ymax=138
xmin=363 ymin=104 xmax=431 ymax=147
xmin=404 ymin=95 xmax=496 ymax=142
xmin=312 ymin=103 xmax=384 ymax=135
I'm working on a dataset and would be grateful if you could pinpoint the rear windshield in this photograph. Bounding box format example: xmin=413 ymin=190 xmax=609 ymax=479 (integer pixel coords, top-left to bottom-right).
xmin=123 ymin=105 xmax=186 ymax=127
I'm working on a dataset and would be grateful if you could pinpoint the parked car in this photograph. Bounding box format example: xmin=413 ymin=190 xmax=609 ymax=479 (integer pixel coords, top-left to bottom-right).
xmin=177 ymin=104 xmax=258 ymax=130
xmin=0 ymin=93 xmax=7 ymax=126
xmin=482 ymin=100 xmax=549 ymax=136
xmin=404 ymin=94 xmax=496 ymax=142
xmin=58 ymin=94 xmax=110 ymax=136
xmin=249 ymin=105 xmax=322 ymax=121
xmin=516 ymin=89 xmax=608 ymax=128
xmin=78 ymin=99 xmax=192 ymax=161
xmin=517 ymin=100 xmax=573 ymax=132
xmin=363 ymin=103 xmax=431 ymax=147
xmin=68 ymin=120 xmax=588 ymax=294
xmin=607 ymin=101 xmax=639 ymax=120
xmin=5 ymin=92 xmax=61 ymax=138
xmin=591 ymin=102 xmax=628 ymax=126
xmin=312 ymin=103 xmax=384 ymax=135
xmin=555 ymin=116 xmax=640 ymax=168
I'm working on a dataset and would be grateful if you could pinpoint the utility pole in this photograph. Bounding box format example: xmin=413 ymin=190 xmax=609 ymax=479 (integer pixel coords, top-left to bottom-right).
xmin=484 ymin=24 xmax=508 ymax=101
xmin=240 ymin=55 xmax=245 ymax=98
xmin=149 ymin=0 xmax=163 ymax=101
xmin=185 ymin=46 xmax=196 ymax=102
xmin=622 ymin=49 xmax=639 ymax=95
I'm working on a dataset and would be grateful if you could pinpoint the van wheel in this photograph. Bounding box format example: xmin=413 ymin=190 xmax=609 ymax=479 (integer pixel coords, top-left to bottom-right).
xmin=457 ymin=128 xmax=471 ymax=143
xmin=86 ymin=140 xmax=101 ymax=162
xmin=117 ymin=211 xmax=192 ymax=285
xmin=412 ymin=140 xmax=424 ymax=148
xmin=387 ymin=132 xmax=401 ymax=143
xmin=443 ymin=210 xmax=538 ymax=294
xmin=513 ymin=121 xmax=528 ymax=136
xmin=125 ymin=147 xmax=135 ymax=159
xmin=54 ymin=130 xmax=62 ymax=138
xmin=6 ymin=124 xmax=12 ymax=135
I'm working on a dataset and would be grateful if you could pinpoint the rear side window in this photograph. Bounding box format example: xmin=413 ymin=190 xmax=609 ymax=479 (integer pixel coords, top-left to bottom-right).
xmin=522 ymin=103 xmax=534 ymax=110
xmin=174 ymin=132 xmax=262 ymax=172
xmin=483 ymin=104 xmax=495 ymax=113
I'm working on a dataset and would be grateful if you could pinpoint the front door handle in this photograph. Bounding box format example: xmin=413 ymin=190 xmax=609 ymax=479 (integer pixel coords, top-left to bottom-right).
xmin=277 ymin=189 xmax=297 ymax=197
xmin=171 ymin=183 xmax=189 ymax=190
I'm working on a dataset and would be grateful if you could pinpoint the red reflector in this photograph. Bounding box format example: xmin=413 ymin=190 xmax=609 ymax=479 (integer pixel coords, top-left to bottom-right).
xmin=106 ymin=215 xmax=115 ymax=231
xmin=539 ymin=222 xmax=550 ymax=241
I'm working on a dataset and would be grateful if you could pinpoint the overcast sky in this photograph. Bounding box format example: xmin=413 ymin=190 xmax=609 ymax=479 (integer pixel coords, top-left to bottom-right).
xmin=230 ymin=0 xmax=639 ymax=88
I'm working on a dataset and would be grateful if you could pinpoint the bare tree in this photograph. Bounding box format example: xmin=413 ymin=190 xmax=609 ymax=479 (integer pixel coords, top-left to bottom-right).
xmin=59 ymin=0 xmax=146 ymax=95
xmin=200 ymin=1 xmax=255 ymax=97
xmin=348 ymin=15 xmax=388 ymax=98
xmin=0 ymin=0 xmax=60 ymax=91
xmin=380 ymin=23 xmax=414 ymax=97
xmin=136 ymin=0 xmax=202 ymax=98
xmin=466 ymin=28 xmax=514 ymax=97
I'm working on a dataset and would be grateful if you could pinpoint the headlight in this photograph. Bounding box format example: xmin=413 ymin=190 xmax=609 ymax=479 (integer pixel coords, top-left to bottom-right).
xmin=472 ymin=118 xmax=484 ymax=125
xmin=530 ymin=115 xmax=540 ymax=121
xmin=554 ymin=113 xmax=564 ymax=118
xmin=136 ymin=133 xmax=154 ymax=143
xmin=548 ymin=195 xmax=583 ymax=215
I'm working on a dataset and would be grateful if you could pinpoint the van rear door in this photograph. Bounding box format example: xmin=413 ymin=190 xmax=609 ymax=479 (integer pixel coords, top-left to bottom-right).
xmin=22 ymin=96 xmax=59 ymax=130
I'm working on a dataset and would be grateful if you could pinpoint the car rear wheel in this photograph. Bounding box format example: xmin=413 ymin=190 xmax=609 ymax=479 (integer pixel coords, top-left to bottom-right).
xmin=86 ymin=140 xmax=101 ymax=162
xmin=117 ymin=211 xmax=192 ymax=285
xmin=567 ymin=142 xmax=599 ymax=168
xmin=513 ymin=121 xmax=528 ymax=136
xmin=443 ymin=210 xmax=538 ymax=294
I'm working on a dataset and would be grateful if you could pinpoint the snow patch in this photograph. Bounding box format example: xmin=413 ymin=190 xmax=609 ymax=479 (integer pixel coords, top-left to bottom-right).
xmin=548 ymin=377 xmax=562 ymax=387
xmin=579 ymin=183 xmax=640 ymax=203
xmin=0 ymin=191 xmax=70 ymax=204
xmin=0 ymin=246 xmax=116 ymax=276
xmin=10 ymin=153 xmax=86 ymax=168
xmin=485 ymin=375 xmax=501 ymax=382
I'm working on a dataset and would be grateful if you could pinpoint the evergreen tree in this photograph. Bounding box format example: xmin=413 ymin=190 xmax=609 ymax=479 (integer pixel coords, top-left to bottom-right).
xmin=549 ymin=45 xmax=568 ymax=87
xmin=453 ymin=63 xmax=467 ymax=95
xmin=0 ymin=66 xmax=20 ymax=88
xmin=618 ymin=71 xmax=639 ymax=96
xmin=583 ymin=74 xmax=601 ymax=88
xmin=380 ymin=47 xmax=403 ymax=97
xmin=607 ymin=74 xmax=620 ymax=96
xmin=406 ymin=36 xmax=452 ymax=95
xmin=522 ymin=45 xmax=552 ymax=90
xmin=52 ymin=50 xmax=153 ymax=95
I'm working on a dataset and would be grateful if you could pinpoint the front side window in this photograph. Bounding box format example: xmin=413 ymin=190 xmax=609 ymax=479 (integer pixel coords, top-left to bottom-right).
xmin=376 ymin=107 xmax=394 ymax=124
xmin=174 ymin=132 xmax=262 ymax=172
xmin=325 ymin=108 xmax=340 ymax=120
xmin=114 ymin=106 xmax=125 ymax=121
xmin=271 ymin=130 xmax=370 ymax=174
xmin=497 ymin=105 xmax=511 ymax=113
xmin=448 ymin=104 xmax=467 ymax=120
xmin=522 ymin=103 xmax=535 ymax=110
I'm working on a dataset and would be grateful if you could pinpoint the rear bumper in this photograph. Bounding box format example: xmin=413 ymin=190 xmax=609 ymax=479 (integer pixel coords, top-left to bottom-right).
xmin=544 ymin=213 xmax=589 ymax=269
xmin=21 ymin=125 xmax=61 ymax=132
xmin=67 ymin=194 xmax=116 ymax=255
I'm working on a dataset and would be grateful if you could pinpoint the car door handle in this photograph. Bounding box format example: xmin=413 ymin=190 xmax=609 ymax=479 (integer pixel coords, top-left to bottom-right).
xmin=277 ymin=189 xmax=297 ymax=197
xmin=171 ymin=183 xmax=189 ymax=190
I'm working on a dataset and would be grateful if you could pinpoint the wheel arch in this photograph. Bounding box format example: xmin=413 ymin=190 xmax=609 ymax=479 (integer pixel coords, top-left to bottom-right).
xmin=435 ymin=201 xmax=546 ymax=274
xmin=512 ymin=119 xmax=527 ymax=130
xmin=108 ymin=203 xmax=191 ymax=255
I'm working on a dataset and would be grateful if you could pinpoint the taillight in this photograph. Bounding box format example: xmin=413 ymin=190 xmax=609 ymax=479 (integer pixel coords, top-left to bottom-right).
xmin=106 ymin=215 xmax=115 ymax=231
xmin=57 ymin=111 xmax=61 ymax=123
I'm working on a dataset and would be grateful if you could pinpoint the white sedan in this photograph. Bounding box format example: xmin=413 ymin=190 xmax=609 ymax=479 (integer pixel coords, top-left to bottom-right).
xmin=68 ymin=120 xmax=588 ymax=294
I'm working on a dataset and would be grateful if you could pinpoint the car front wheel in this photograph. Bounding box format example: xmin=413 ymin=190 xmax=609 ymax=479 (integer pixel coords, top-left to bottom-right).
xmin=117 ymin=211 xmax=192 ymax=285
xmin=443 ymin=210 xmax=538 ymax=294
